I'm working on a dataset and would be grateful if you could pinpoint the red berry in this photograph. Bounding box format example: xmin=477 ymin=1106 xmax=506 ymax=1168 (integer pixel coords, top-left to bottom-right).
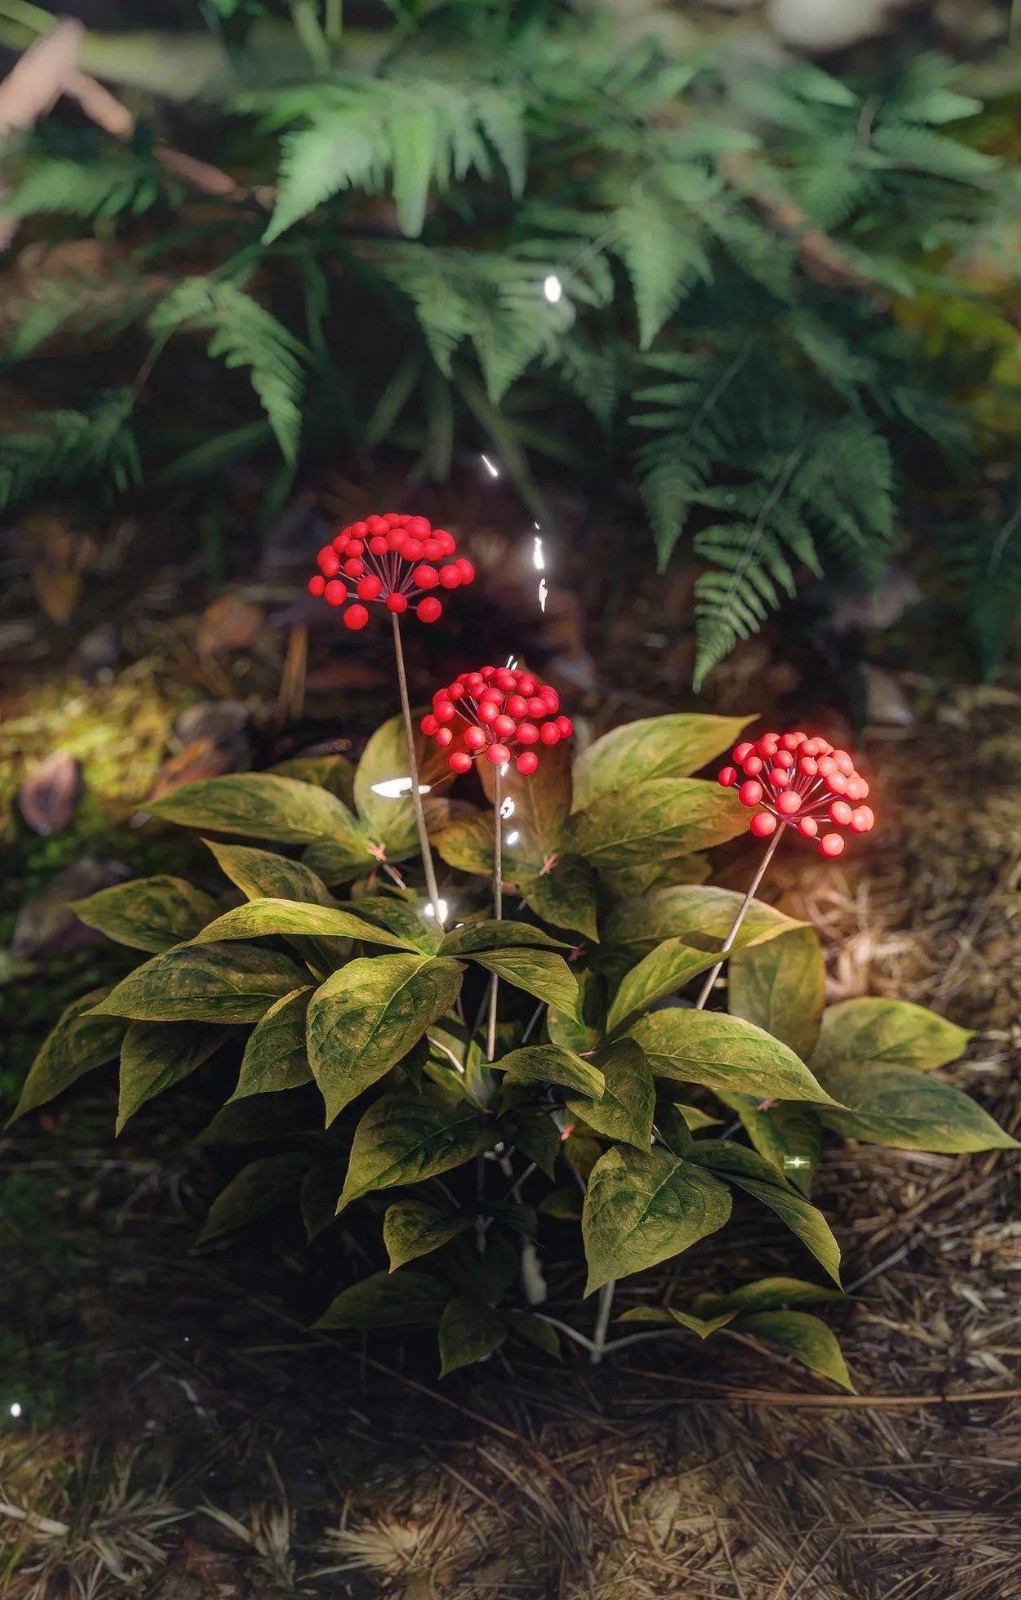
xmin=422 ymin=539 xmax=444 ymax=561
xmin=344 ymin=558 xmax=365 ymax=578
xmin=799 ymin=817 xmax=819 ymax=838
xmin=817 ymin=756 xmax=837 ymax=776
xmin=318 ymin=543 xmax=336 ymax=567
xmin=733 ymin=742 xmax=754 ymax=763
xmin=758 ymin=737 xmax=779 ymax=757
xmin=516 ymin=751 xmax=539 ymax=776
xmin=556 ymin=716 xmax=573 ymax=739
xmin=486 ymin=743 xmax=511 ymax=766
xmin=480 ymin=686 xmax=504 ymax=704
xmin=771 ymin=769 xmax=792 ymax=789
xmin=448 ymin=751 xmax=473 ymax=774
xmin=833 ymin=751 xmax=854 ymax=775
xmin=408 ymin=516 xmax=431 ymax=538
xmin=718 ymin=766 xmax=738 ymax=787
xmin=750 ymin=811 xmax=778 ymax=838
xmin=743 ymin=755 xmax=764 ymax=776
xmin=417 ymin=597 xmax=443 ymax=624
xmin=507 ymin=695 xmax=529 ymax=719
xmin=343 ymin=604 xmax=369 ymax=631
xmin=456 ymin=558 xmax=476 ymax=584
xmin=435 ymin=728 xmax=453 ymax=748
xmin=357 ymin=575 xmax=382 ymax=601
xmin=781 ymin=731 xmax=807 ymax=750
xmin=386 ymin=529 xmax=406 ymax=553
xmin=477 ymin=701 xmax=499 ymax=725
xmin=517 ymin=722 xmax=539 ymax=745
xmin=517 ymin=674 xmax=537 ymax=695
xmin=829 ymin=800 xmax=853 ymax=825
xmin=798 ymin=757 xmax=819 ymax=778
xmin=850 ymin=806 xmax=875 ymax=833
xmin=539 ymin=723 xmax=561 ymax=746
xmin=738 ymin=780 xmax=763 ymax=807
xmin=402 ymin=538 xmax=424 ymax=561
xmin=347 ymin=539 xmax=364 ymax=556
xmin=367 ymin=515 xmax=388 ymax=536
xmin=384 ymin=512 xmax=404 ymax=527
xmin=434 ymin=530 xmax=456 ymax=556
xmin=319 ymin=552 xmax=341 ymax=578
xmin=434 ymin=700 xmax=455 ymax=723
xmin=772 ymin=749 xmax=795 ymax=769
xmin=820 ymin=833 xmax=845 ymax=858
xmin=412 ymin=563 xmax=439 ymax=589
xmin=439 ymin=566 xmax=462 ymax=590
xmin=466 ymin=674 xmax=485 ymax=696
xmin=527 ymin=697 xmax=547 ymax=719
xmin=421 ymin=714 xmax=439 ymax=736
xmin=777 ymin=790 xmax=802 ymax=815
xmin=540 ymin=686 xmax=560 ymax=712
xmin=351 ymin=521 xmax=368 ymax=538
xmin=368 ymin=536 xmax=389 ymax=555
xmin=826 ymin=772 xmax=848 ymax=795
xmin=332 ymin=534 xmax=348 ymax=554
xmin=324 ymin=579 xmax=346 ymax=606
xmin=464 ymin=726 xmax=487 ymax=751
xmin=493 ymin=714 xmax=517 ymax=739
xmin=386 ymin=593 xmax=408 ymax=614
xmin=845 ymin=776 xmax=868 ymax=801
xmin=494 ymin=668 xmax=517 ymax=692
xmin=308 ymin=575 xmax=326 ymax=597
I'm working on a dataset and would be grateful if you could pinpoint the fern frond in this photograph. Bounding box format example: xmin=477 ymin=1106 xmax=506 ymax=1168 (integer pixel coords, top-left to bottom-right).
xmin=147 ymin=278 xmax=306 ymax=464
xmin=1 ymin=272 xmax=158 ymax=363
xmin=0 ymin=391 xmax=140 ymax=512
xmin=0 ymin=150 xmax=168 ymax=221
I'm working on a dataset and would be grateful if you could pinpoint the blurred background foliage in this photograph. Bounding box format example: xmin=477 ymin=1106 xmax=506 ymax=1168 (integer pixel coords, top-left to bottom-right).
xmin=1 ymin=0 xmax=1021 ymax=681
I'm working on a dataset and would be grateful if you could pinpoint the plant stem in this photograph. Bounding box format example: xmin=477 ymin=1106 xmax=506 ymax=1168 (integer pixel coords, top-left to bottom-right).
xmin=289 ymin=0 xmax=329 ymax=69
xmin=390 ymin=611 xmax=443 ymax=925
xmin=324 ymin=0 xmax=342 ymax=42
xmin=486 ymin=767 xmax=504 ymax=1061
xmin=693 ymin=828 xmax=784 ymax=1011
xmin=590 ymin=1280 xmax=616 ymax=1365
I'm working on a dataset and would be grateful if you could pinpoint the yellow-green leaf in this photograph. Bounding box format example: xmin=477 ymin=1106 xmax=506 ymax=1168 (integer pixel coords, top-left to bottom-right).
xmin=72 ymin=875 xmax=218 ymax=953
xmin=629 ymin=1009 xmax=835 ymax=1104
xmin=572 ymin=713 xmax=753 ymax=811
xmin=736 ymin=1310 xmax=854 ymax=1391
xmin=151 ymin=772 xmax=365 ymax=849
xmin=197 ymin=1153 xmax=310 ymax=1245
xmin=688 ymin=1141 xmax=842 ymax=1284
xmin=567 ymin=779 xmax=745 ymax=870
xmin=582 ymin=1147 xmax=732 ymax=1295
xmin=479 ymin=737 xmax=572 ymax=860
xmin=470 ymin=948 xmax=580 ymax=1020
xmin=603 ymin=884 xmax=802 ymax=961
xmin=231 ymin=987 xmax=313 ymax=1101
xmin=354 ymin=713 xmax=451 ymax=860
xmin=812 ymin=998 xmax=974 ymax=1075
xmin=315 ymin=1269 xmax=448 ymax=1330
xmin=205 ymin=839 xmax=336 ymax=907
xmin=308 ymin=954 xmax=464 ymax=1124
xmin=729 ymin=926 xmax=826 ymax=1062
xmin=383 ymin=1198 xmax=473 ymax=1271
xmin=118 ymin=1022 xmax=228 ymax=1132
xmin=715 ymin=1091 xmax=823 ymax=1195
xmin=338 ymin=1086 xmax=493 ymax=1210
xmin=440 ymin=920 xmax=569 ymax=956
xmin=190 ymin=896 xmax=417 ymax=951
xmin=518 ymin=855 xmax=600 ymax=942
xmin=498 ymin=1043 xmax=605 ymax=1100
xmin=92 ymin=943 xmax=305 ymax=1023
xmin=439 ymin=1294 xmax=508 ymax=1376
xmin=8 ymin=990 xmax=125 ymax=1124
xmin=567 ymin=1039 xmax=654 ymax=1150
xmin=816 ymin=1062 xmax=1018 ymax=1154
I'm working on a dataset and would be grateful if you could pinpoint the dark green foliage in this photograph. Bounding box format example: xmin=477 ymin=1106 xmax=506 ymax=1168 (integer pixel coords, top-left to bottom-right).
xmin=0 ymin=9 xmax=1017 ymax=673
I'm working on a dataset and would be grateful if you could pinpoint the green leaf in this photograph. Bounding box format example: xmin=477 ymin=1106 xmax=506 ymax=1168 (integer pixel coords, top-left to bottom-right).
xmin=547 ymin=967 xmax=605 ymax=1057
xmin=118 ymin=1022 xmax=227 ymax=1132
xmin=92 ymin=943 xmax=305 ymax=1023
xmin=308 ymin=954 xmax=464 ymax=1123
xmin=729 ymin=926 xmax=826 ymax=1062
xmin=190 ymin=897 xmax=417 ymax=952
xmin=231 ymin=987 xmax=313 ymax=1101
xmin=434 ymin=812 xmax=495 ymax=876
xmin=479 ymin=738 xmax=573 ymax=860
xmin=607 ymin=947 xmax=720 ymax=1034
xmin=72 ymin=875 xmax=218 ymax=953
xmin=470 ymin=948 xmax=580 ymax=1019
xmin=567 ymin=1040 xmax=654 ymax=1151
xmin=196 ymin=1090 xmax=316 ymax=1146
xmin=736 ymin=1310 xmax=853 ymax=1391
xmin=812 ymin=998 xmax=974 ymax=1075
xmin=270 ymin=753 xmax=355 ymax=807
xmin=814 ymin=1062 xmax=1018 ymax=1154
xmin=582 ymin=1147 xmax=732 ymax=1295
xmin=383 ymin=1198 xmax=473 ymax=1271
xmin=314 ymin=1270 xmax=448 ymax=1331
xmin=205 ymin=839 xmax=336 ymax=907
xmin=537 ymin=1187 xmax=583 ymax=1220
xmin=501 ymin=1109 xmax=561 ymax=1179
xmin=517 ymin=855 xmax=600 ymax=942
xmin=439 ymin=1294 xmax=508 ymax=1376
xmin=197 ymin=1153 xmax=310 ymax=1245
xmin=8 ymin=990 xmax=125 ymax=1124
xmin=715 ymin=1091 xmax=823 ymax=1196
xmin=353 ymin=713 xmax=451 ymax=861
xmin=513 ymin=1312 xmax=562 ymax=1359
xmin=498 ymin=1043 xmax=605 ymax=1100
xmin=440 ymin=921 xmax=569 ymax=956
xmin=352 ymin=898 xmax=443 ymax=956
xmin=711 ymin=1276 xmax=847 ymax=1316
xmin=572 ymin=714 xmax=753 ymax=812
xmin=629 ymin=1009 xmax=835 ymax=1103
xmin=151 ymin=773 xmax=366 ymax=851
xmin=688 ymin=1142 xmax=842 ymax=1284
xmin=567 ymin=780 xmax=746 ymax=870
xmin=617 ymin=1306 xmax=735 ymax=1338
xmin=338 ymin=1086 xmax=493 ymax=1209
xmin=603 ymin=885 xmax=802 ymax=961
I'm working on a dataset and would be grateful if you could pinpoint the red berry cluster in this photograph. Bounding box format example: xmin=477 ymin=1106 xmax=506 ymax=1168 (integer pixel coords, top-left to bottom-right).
xmin=421 ymin=666 xmax=573 ymax=777
xmin=719 ymin=731 xmax=875 ymax=857
xmin=307 ymin=511 xmax=475 ymax=631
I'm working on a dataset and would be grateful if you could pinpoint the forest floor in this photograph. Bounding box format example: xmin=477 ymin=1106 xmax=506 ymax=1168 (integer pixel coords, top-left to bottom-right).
xmin=1 ymin=484 xmax=1020 ymax=1600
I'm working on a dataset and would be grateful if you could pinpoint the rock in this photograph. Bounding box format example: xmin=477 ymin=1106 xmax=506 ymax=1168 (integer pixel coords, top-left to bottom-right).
xmin=864 ymin=664 xmax=915 ymax=726
xmin=766 ymin=0 xmax=893 ymax=51
xmin=11 ymin=856 xmax=131 ymax=959
xmin=174 ymin=700 xmax=251 ymax=751
xmin=17 ymin=750 xmax=84 ymax=835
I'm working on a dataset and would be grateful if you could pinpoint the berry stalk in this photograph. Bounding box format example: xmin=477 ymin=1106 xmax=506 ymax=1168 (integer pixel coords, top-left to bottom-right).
xmin=693 ymin=823 xmax=784 ymax=1011
xmin=486 ymin=768 xmax=504 ymax=1062
xmin=390 ymin=611 xmax=444 ymax=926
